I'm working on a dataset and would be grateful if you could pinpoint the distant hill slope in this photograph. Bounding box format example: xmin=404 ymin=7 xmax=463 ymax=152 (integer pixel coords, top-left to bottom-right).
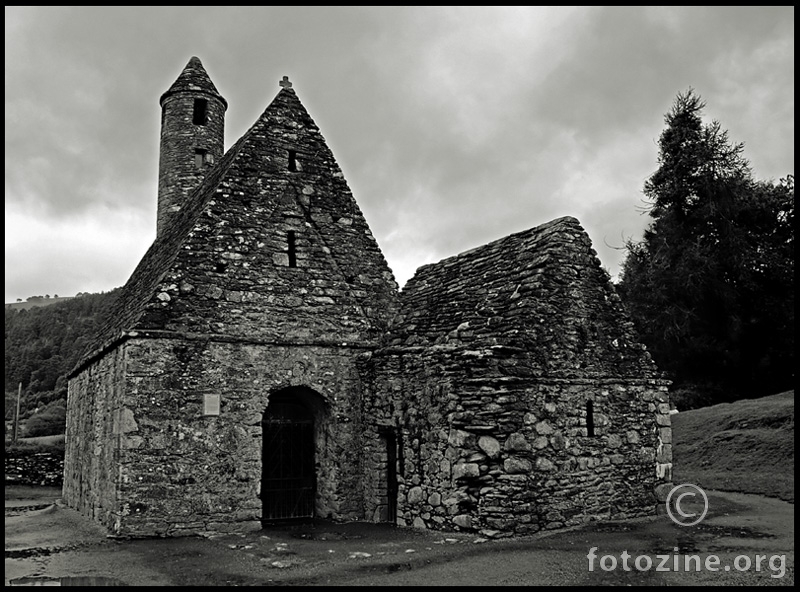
xmin=4 ymin=290 xmax=117 ymax=421
xmin=5 ymin=297 xmax=74 ymax=311
xmin=672 ymin=390 xmax=794 ymax=502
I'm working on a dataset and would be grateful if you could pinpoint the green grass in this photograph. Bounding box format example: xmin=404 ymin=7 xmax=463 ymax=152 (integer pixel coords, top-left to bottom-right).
xmin=15 ymin=434 xmax=65 ymax=446
xmin=672 ymin=390 xmax=794 ymax=502
xmin=4 ymin=484 xmax=62 ymax=500
xmin=5 ymin=433 xmax=65 ymax=455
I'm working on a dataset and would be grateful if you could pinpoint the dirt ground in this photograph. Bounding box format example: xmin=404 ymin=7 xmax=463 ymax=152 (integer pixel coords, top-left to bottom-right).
xmin=4 ymin=485 xmax=794 ymax=586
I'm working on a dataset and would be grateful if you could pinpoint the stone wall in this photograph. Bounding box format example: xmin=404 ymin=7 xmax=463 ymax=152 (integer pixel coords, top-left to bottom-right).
xmin=66 ymin=78 xmax=402 ymax=538
xmin=364 ymin=345 xmax=671 ymax=538
xmin=63 ymin=347 xmax=126 ymax=529
xmin=72 ymin=337 xmax=374 ymax=537
xmin=132 ymin=84 xmax=399 ymax=347
xmin=92 ymin=83 xmax=399 ymax=357
xmin=5 ymin=451 xmax=64 ymax=487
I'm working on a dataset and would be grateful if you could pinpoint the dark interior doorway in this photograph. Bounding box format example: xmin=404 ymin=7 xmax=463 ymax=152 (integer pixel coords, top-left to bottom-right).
xmin=261 ymin=392 xmax=316 ymax=522
xmin=380 ymin=427 xmax=399 ymax=523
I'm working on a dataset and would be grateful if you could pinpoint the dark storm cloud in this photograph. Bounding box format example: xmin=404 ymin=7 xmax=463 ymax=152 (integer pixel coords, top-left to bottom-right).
xmin=6 ymin=7 xmax=162 ymax=216
xmin=4 ymin=6 xmax=794 ymax=301
xmin=338 ymin=6 xmax=794 ymax=281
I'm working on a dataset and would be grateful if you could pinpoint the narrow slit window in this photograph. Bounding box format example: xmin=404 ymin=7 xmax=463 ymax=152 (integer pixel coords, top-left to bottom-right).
xmin=288 ymin=150 xmax=297 ymax=172
xmin=193 ymin=98 xmax=208 ymax=125
xmin=194 ymin=148 xmax=208 ymax=169
xmin=288 ymin=231 xmax=297 ymax=267
xmin=586 ymin=400 xmax=595 ymax=437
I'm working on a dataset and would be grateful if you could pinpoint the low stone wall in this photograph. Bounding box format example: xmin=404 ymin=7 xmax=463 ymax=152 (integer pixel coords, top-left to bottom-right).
xmin=5 ymin=450 xmax=64 ymax=487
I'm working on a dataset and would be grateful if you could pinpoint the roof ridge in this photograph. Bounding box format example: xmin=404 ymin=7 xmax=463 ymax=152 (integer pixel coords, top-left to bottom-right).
xmin=410 ymin=216 xmax=582 ymax=278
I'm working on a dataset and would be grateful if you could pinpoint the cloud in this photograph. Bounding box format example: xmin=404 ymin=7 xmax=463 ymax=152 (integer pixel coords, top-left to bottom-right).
xmin=4 ymin=201 xmax=153 ymax=302
xmin=3 ymin=6 xmax=794 ymax=302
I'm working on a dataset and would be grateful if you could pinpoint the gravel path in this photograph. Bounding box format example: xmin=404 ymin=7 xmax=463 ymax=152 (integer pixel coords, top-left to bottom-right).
xmin=5 ymin=486 xmax=794 ymax=586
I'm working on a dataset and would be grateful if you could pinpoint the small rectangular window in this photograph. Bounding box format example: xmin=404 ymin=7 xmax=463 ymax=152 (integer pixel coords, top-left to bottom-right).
xmin=288 ymin=150 xmax=297 ymax=172
xmin=193 ymin=98 xmax=208 ymax=125
xmin=288 ymin=231 xmax=297 ymax=267
xmin=586 ymin=400 xmax=595 ymax=437
xmin=195 ymin=148 xmax=207 ymax=169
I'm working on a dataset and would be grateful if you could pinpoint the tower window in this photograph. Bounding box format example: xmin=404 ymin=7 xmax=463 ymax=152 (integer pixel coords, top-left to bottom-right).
xmin=194 ymin=149 xmax=209 ymax=169
xmin=288 ymin=231 xmax=297 ymax=267
xmin=586 ymin=400 xmax=595 ymax=437
xmin=288 ymin=150 xmax=297 ymax=172
xmin=193 ymin=98 xmax=208 ymax=125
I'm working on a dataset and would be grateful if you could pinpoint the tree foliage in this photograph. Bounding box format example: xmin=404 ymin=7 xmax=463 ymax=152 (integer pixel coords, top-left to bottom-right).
xmin=619 ymin=90 xmax=794 ymax=408
xmin=25 ymin=399 xmax=67 ymax=437
xmin=4 ymin=290 xmax=117 ymax=424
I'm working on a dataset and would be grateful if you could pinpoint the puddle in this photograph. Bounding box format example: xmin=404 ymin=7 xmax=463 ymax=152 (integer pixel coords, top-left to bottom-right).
xmin=693 ymin=523 xmax=776 ymax=539
xmin=8 ymin=576 xmax=127 ymax=586
xmin=6 ymin=548 xmax=55 ymax=559
xmin=652 ymin=540 xmax=700 ymax=554
xmin=292 ymin=531 xmax=363 ymax=541
xmin=386 ymin=562 xmax=413 ymax=573
xmin=5 ymin=504 xmax=55 ymax=513
xmin=584 ymin=522 xmax=634 ymax=533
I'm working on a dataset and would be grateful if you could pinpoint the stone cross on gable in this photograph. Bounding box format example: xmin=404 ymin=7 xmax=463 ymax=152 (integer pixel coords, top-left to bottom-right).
xmin=279 ymin=76 xmax=292 ymax=89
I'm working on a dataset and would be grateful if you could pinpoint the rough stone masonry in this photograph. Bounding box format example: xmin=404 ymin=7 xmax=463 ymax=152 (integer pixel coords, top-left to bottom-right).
xmin=64 ymin=57 xmax=672 ymax=538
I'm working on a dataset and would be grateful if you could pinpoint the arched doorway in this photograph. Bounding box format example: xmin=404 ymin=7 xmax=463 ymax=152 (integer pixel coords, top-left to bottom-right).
xmin=261 ymin=388 xmax=324 ymax=522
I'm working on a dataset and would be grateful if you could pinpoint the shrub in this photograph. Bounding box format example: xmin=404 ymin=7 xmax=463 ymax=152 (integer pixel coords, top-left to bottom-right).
xmin=24 ymin=399 xmax=66 ymax=437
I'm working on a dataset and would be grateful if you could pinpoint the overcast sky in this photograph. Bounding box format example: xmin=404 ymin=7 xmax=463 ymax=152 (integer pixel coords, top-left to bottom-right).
xmin=4 ymin=6 xmax=794 ymax=303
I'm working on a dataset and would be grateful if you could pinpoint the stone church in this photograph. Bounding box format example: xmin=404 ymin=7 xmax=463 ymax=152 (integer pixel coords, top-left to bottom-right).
xmin=64 ymin=57 xmax=672 ymax=538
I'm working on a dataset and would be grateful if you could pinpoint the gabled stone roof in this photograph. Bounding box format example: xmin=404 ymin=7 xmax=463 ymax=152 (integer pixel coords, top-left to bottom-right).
xmin=387 ymin=216 xmax=660 ymax=377
xmin=72 ymin=116 xmax=250 ymax=372
xmin=72 ymin=84 xmax=398 ymax=375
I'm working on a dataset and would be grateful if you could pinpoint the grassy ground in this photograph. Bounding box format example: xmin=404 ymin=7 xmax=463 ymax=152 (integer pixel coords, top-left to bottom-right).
xmin=12 ymin=434 xmax=65 ymax=446
xmin=5 ymin=434 xmax=65 ymax=454
xmin=672 ymin=390 xmax=794 ymax=503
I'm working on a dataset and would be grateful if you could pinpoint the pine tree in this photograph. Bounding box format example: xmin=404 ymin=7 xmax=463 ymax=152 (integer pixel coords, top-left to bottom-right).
xmin=618 ymin=90 xmax=794 ymax=408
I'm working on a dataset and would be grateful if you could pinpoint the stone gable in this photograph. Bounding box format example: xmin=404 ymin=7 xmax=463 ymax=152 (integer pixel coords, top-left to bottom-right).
xmin=77 ymin=84 xmax=398 ymax=371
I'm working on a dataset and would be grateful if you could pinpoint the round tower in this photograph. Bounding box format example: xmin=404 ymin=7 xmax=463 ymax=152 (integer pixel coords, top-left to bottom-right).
xmin=157 ymin=56 xmax=227 ymax=238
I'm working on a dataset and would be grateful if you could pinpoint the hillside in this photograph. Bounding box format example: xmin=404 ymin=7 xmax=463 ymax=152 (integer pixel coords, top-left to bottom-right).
xmin=5 ymin=296 xmax=75 ymax=311
xmin=4 ymin=290 xmax=117 ymax=425
xmin=671 ymin=390 xmax=794 ymax=502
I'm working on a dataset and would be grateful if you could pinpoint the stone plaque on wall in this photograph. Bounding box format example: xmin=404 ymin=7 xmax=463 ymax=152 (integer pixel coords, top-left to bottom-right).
xmin=203 ymin=394 xmax=220 ymax=416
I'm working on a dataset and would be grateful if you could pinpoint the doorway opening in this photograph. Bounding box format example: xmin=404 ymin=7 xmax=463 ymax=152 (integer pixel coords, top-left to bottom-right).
xmin=378 ymin=427 xmax=399 ymax=523
xmin=261 ymin=390 xmax=317 ymax=522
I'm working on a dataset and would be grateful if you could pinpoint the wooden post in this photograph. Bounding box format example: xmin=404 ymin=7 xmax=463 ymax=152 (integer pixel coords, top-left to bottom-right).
xmin=13 ymin=381 xmax=22 ymax=442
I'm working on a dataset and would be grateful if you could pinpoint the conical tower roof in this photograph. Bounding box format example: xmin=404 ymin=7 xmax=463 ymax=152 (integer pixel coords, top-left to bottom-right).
xmin=159 ymin=56 xmax=227 ymax=109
